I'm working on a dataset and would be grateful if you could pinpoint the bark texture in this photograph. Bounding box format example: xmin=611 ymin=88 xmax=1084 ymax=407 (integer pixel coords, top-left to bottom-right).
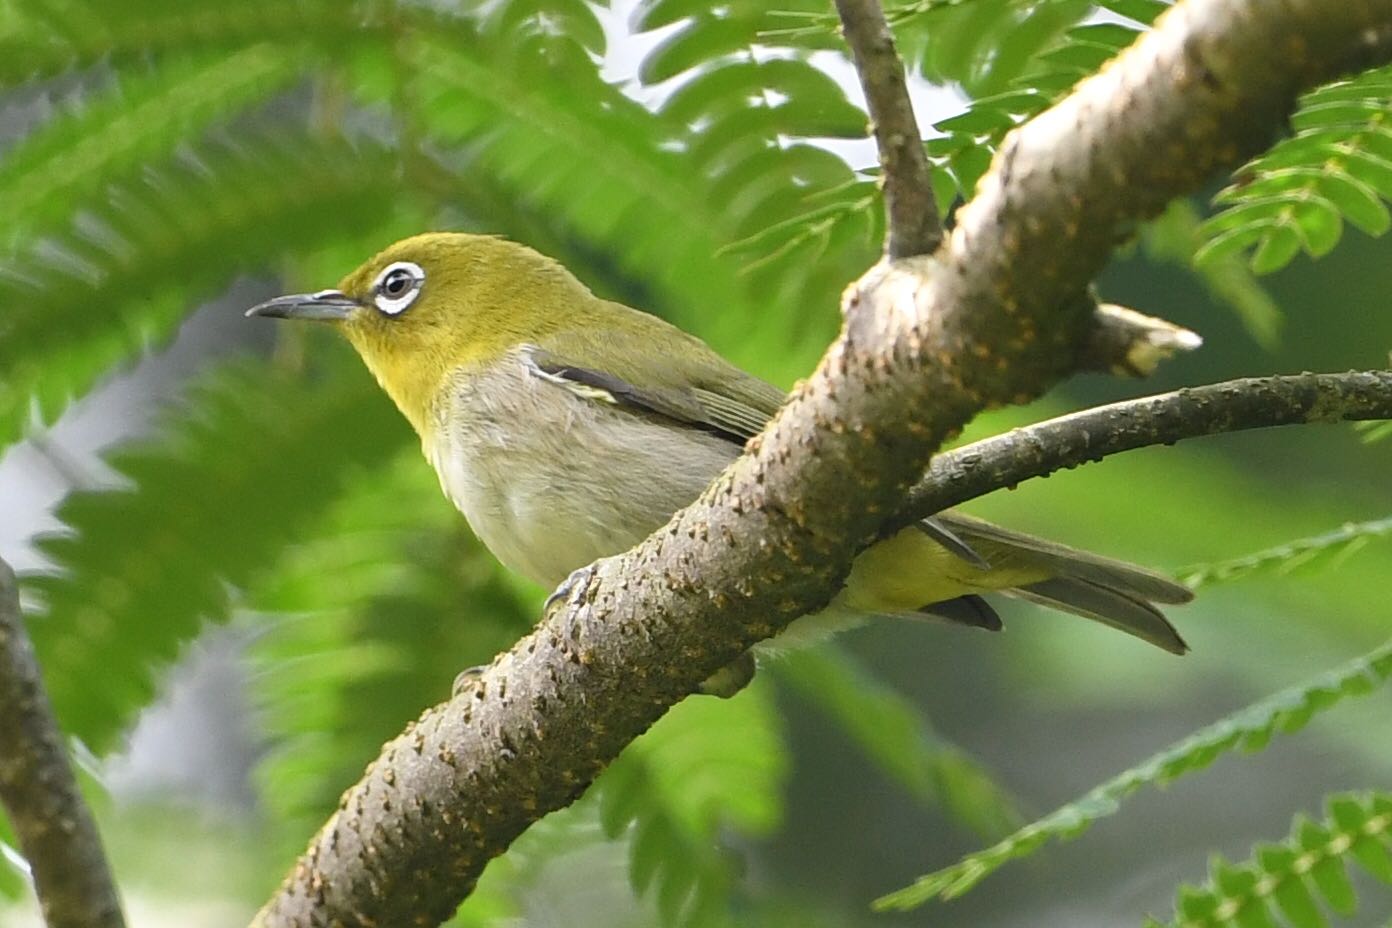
xmin=0 ymin=559 xmax=125 ymax=928
xmin=255 ymin=1 xmax=1392 ymax=925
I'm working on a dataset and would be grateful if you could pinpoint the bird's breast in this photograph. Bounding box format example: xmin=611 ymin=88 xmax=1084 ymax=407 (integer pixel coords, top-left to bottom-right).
xmin=425 ymin=352 xmax=738 ymax=589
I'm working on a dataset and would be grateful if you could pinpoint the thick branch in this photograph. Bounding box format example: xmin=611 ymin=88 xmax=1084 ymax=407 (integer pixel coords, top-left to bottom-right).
xmin=0 ymin=559 xmax=125 ymax=928
xmin=257 ymin=2 xmax=1392 ymax=926
xmin=834 ymin=0 xmax=941 ymax=256
xmin=903 ymin=370 xmax=1392 ymax=522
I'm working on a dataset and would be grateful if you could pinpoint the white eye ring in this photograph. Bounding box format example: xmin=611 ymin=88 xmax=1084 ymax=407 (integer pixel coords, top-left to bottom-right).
xmin=372 ymin=261 xmax=425 ymax=316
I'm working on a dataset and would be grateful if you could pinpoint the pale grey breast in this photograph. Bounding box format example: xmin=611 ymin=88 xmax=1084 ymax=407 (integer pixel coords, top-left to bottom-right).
xmin=427 ymin=348 xmax=738 ymax=588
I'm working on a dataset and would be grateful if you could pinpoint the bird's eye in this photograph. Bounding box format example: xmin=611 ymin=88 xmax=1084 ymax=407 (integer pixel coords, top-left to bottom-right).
xmin=371 ymin=261 xmax=425 ymax=316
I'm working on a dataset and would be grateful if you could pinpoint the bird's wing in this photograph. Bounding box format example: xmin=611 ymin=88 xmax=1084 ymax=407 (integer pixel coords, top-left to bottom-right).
xmin=521 ymin=344 xmax=781 ymax=444
xmin=521 ymin=340 xmax=987 ymax=567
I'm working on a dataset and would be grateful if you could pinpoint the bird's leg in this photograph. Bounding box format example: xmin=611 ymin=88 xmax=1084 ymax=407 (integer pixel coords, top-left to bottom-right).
xmin=698 ymin=651 xmax=757 ymax=698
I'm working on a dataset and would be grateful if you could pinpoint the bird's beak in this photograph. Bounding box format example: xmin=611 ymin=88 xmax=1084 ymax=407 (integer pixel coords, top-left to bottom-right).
xmin=245 ymin=289 xmax=361 ymax=322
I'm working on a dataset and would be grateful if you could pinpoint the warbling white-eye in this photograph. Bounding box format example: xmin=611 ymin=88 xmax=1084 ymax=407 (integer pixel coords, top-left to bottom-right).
xmin=249 ymin=233 xmax=1190 ymax=692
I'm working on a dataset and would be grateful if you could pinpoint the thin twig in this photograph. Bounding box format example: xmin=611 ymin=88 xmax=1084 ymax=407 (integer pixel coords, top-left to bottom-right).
xmin=0 ymin=558 xmax=125 ymax=928
xmin=834 ymin=0 xmax=942 ymax=257
xmin=904 ymin=370 xmax=1392 ymax=522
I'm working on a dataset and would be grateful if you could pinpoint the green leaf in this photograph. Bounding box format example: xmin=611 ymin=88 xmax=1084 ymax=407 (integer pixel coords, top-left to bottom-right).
xmin=874 ymin=641 xmax=1392 ymax=911
xmin=1143 ymin=200 xmax=1282 ymax=348
xmin=0 ymin=0 xmax=369 ymax=86
xmin=597 ymin=684 xmax=788 ymax=926
xmin=0 ymin=46 xmax=301 ymax=247
xmin=1179 ymin=516 xmax=1392 ymax=587
xmin=1307 ymin=853 xmax=1357 ymax=916
xmin=24 ymin=354 xmax=410 ymax=752
xmin=0 ymin=133 xmax=398 ymax=455
xmin=1152 ymin=794 xmax=1392 ymax=927
xmin=1201 ymin=63 xmax=1392 ymax=271
xmin=773 ymin=647 xmax=1021 ymax=838
xmin=1249 ymin=223 xmax=1303 ymax=274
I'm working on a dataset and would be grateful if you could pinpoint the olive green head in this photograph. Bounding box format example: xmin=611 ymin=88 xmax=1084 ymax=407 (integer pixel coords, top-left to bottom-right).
xmin=247 ymin=232 xmax=596 ymax=435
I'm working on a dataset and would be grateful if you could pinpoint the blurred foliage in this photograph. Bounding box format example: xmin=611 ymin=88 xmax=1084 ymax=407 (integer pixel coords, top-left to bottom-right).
xmin=1145 ymin=792 xmax=1392 ymax=928
xmin=0 ymin=0 xmax=1387 ymax=925
xmin=24 ymin=356 xmax=404 ymax=754
xmin=772 ymin=646 xmax=1023 ymax=839
xmin=876 ymin=637 xmax=1392 ymax=911
xmin=1178 ymin=516 xmax=1392 ymax=589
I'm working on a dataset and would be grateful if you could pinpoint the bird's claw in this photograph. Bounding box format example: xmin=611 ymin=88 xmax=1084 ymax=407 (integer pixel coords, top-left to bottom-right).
xmin=698 ymin=651 xmax=757 ymax=698
xmin=544 ymin=564 xmax=596 ymax=615
xmin=452 ymin=664 xmax=486 ymax=697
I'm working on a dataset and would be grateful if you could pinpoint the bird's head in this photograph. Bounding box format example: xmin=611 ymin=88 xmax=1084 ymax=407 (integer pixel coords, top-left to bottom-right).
xmin=248 ymin=232 xmax=593 ymax=436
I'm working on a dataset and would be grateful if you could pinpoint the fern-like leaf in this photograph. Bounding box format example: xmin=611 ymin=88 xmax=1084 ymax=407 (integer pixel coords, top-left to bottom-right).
xmin=738 ymin=6 xmax=1151 ymax=273
xmin=1152 ymin=792 xmax=1392 ymax=927
xmin=0 ymin=0 xmax=367 ymax=86
xmin=357 ymin=20 xmax=760 ymax=343
xmin=23 ymin=354 xmax=409 ymax=753
xmin=874 ymin=638 xmax=1392 ymax=911
xmin=597 ymin=685 xmax=788 ymax=927
xmin=0 ymin=47 xmax=299 ymax=247
xmin=249 ymin=449 xmax=533 ymax=859
xmin=1140 ymin=200 xmax=1283 ymax=347
xmin=1197 ymin=64 xmax=1392 ymax=274
xmin=0 ymin=132 xmax=397 ymax=454
xmin=1178 ymin=516 xmax=1392 ymax=588
xmin=627 ymin=0 xmax=875 ymax=338
xmin=773 ymin=646 xmax=1022 ymax=839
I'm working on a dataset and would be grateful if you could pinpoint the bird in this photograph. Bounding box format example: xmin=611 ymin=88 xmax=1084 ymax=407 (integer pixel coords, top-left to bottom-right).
xmin=248 ymin=232 xmax=1191 ymax=694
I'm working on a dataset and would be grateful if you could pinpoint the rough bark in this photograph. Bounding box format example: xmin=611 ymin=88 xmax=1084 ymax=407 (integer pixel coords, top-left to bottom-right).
xmin=255 ymin=1 xmax=1392 ymax=925
xmin=0 ymin=558 xmax=125 ymax=928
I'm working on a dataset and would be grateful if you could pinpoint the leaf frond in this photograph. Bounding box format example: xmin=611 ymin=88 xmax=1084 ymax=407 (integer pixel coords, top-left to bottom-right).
xmin=0 ymin=131 xmax=397 ymax=454
xmin=0 ymin=0 xmax=369 ymax=86
xmin=773 ymin=646 xmax=1022 ymax=839
xmin=249 ymin=450 xmax=532 ymax=859
xmin=874 ymin=638 xmax=1392 ymax=911
xmin=597 ymin=685 xmax=788 ymax=927
xmin=22 ymin=353 xmax=409 ymax=753
xmin=1154 ymin=792 xmax=1392 ymax=928
xmin=0 ymin=46 xmax=301 ymax=247
xmin=1178 ymin=516 xmax=1392 ymax=588
xmin=1197 ymin=64 xmax=1392 ymax=274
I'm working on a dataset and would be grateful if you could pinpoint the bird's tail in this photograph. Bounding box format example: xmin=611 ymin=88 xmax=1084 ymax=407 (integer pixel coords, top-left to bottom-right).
xmin=929 ymin=511 xmax=1192 ymax=654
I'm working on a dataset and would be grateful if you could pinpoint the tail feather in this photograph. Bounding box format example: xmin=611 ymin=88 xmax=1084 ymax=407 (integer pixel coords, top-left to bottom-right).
xmin=933 ymin=510 xmax=1194 ymax=605
xmin=920 ymin=595 xmax=1003 ymax=631
xmin=919 ymin=510 xmax=1192 ymax=653
xmin=1007 ymin=577 xmax=1189 ymax=654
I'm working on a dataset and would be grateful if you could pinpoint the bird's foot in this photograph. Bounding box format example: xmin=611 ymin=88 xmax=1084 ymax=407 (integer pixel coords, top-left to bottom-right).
xmin=544 ymin=564 xmax=597 ymax=616
xmin=698 ymin=651 xmax=757 ymax=698
xmin=452 ymin=664 xmax=487 ymax=697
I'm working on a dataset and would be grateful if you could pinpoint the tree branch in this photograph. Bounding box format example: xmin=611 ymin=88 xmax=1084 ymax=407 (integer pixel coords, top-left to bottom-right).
xmin=903 ymin=370 xmax=1392 ymax=522
xmin=834 ymin=0 xmax=941 ymax=256
xmin=256 ymin=1 xmax=1392 ymax=925
xmin=0 ymin=558 xmax=125 ymax=928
